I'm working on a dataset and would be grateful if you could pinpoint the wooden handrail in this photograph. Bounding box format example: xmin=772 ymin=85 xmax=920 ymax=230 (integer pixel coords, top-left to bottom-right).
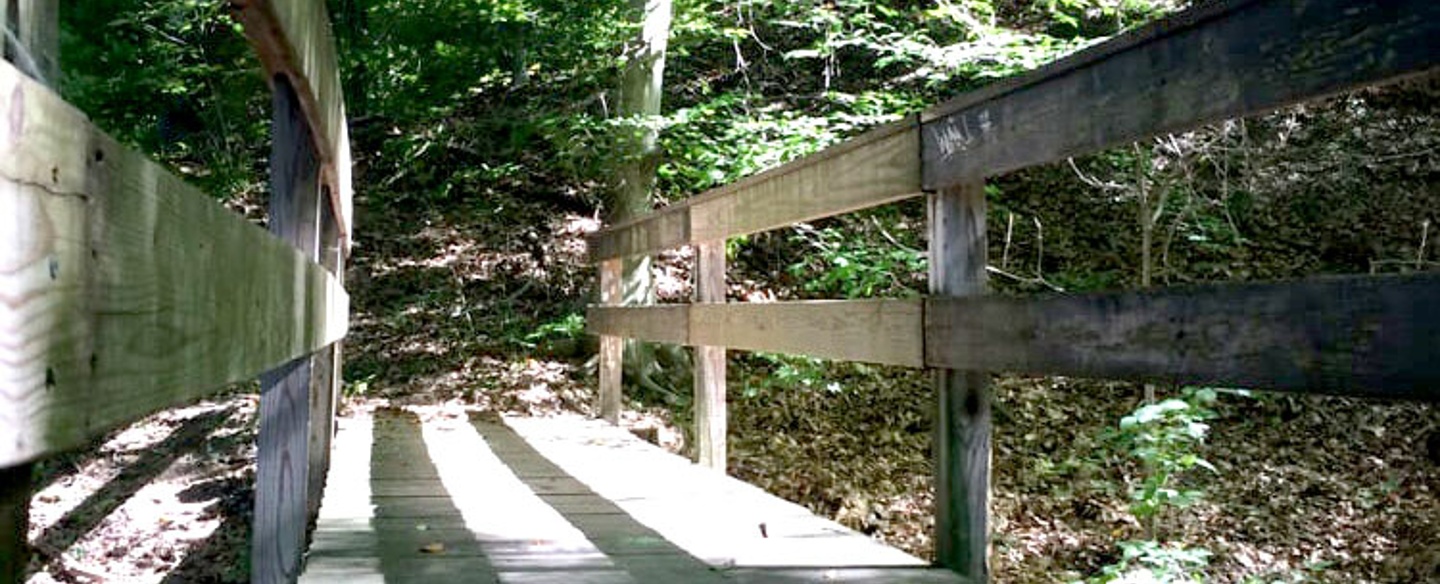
xmin=920 ymin=0 xmax=1440 ymax=189
xmin=587 ymin=272 xmax=1440 ymax=401
xmin=233 ymin=0 xmax=354 ymax=252
xmin=590 ymin=117 xmax=922 ymax=261
xmin=0 ymin=60 xmax=349 ymax=469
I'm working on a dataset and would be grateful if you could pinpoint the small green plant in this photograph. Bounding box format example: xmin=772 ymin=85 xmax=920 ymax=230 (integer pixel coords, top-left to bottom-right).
xmin=1120 ymin=388 xmax=1217 ymax=522
xmin=1091 ymin=540 xmax=1212 ymax=583
xmin=787 ymin=225 xmax=926 ymax=299
xmin=1088 ymin=387 xmax=1219 ymax=583
xmin=742 ymin=352 xmax=833 ymax=397
xmin=519 ymin=313 xmax=587 ymax=350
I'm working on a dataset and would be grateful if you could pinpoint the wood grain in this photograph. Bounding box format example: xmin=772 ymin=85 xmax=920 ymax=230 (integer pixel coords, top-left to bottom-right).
xmin=0 ymin=61 xmax=348 ymax=468
xmin=4 ymin=0 xmax=57 ymax=85
xmin=927 ymin=184 xmax=991 ymax=580
xmin=691 ymin=301 xmax=923 ymax=368
xmin=588 ymin=301 xmax=923 ymax=367
xmin=693 ymin=241 xmax=726 ymax=471
xmin=597 ymin=259 xmax=624 ymax=425
xmin=591 ymin=118 xmax=921 ymax=261
xmin=587 ymin=304 xmax=691 ymax=347
xmin=306 ymin=200 xmax=344 ymax=523
xmin=254 ymin=76 xmax=324 ymax=584
xmin=1 ymin=8 xmax=53 ymax=579
xmin=233 ymin=0 xmax=353 ymax=249
xmin=925 ymin=273 xmax=1440 ymax=400
xmin=921 ymin=0 xmax=1440 ymax=189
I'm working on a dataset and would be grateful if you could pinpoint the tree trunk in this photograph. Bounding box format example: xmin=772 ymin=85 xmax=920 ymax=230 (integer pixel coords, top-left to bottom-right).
xmin=609 ymin=0 xmax=673 ymax=399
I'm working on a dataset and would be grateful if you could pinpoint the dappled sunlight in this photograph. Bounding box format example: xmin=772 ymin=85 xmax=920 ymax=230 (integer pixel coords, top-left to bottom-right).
xmin=25 ymin=396 xmax=257 ymax=583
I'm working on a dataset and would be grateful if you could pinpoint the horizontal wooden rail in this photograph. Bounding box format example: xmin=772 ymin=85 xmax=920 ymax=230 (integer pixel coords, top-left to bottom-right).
xmin=588 ymin=300 xmax=925 ymax=367
xmin=920 ymin=0 xmax=1440 ymax=189
xmin=590 ymin=118 xmax=922 ymax=261
xmin=926 ymin=272 xmax=1440 ymax=401
xmin=234 ymin=0 xmax=353 ymax=249
xmin=588 ymin=273 xmax=1440 ymax=400
xmin=0 ymin=61 xmax=349 ymax=468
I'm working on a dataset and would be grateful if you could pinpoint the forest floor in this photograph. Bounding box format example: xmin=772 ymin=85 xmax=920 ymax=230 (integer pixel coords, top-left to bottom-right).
xmin=21 ymin=185 xmax=1440 ymax=583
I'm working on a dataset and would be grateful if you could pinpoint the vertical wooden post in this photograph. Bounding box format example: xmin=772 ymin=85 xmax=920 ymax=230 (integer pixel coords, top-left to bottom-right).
xmin=14 ymin=0 xmax=55 ymax=83
xmin=0 ymin=4 xmax=55 ymax=580
xmin=693 ymin=241 xmax=726 ymax=471
xmin=928 ymin=182 xmax=991 ymax=581
xmin=1 ymin=0 xmax=13 ymax=69
xmin=305 ymin=195 xmax=344 ymax=523
xmin=253 ymin=76 xmax=323 ymax=584
xmin=1 ymin=0 xmax=56 ymax=85
xmin=597 ymin=258 xmax=623 ymax=424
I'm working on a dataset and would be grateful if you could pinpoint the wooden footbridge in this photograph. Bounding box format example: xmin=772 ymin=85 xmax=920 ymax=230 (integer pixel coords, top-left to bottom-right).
xmin=2 ymin=1 xmax=1438 ymax=583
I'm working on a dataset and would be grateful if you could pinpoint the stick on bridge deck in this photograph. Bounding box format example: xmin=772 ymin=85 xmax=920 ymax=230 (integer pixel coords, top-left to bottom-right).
xmin=300 ymin=409 xmax=966 ymax=583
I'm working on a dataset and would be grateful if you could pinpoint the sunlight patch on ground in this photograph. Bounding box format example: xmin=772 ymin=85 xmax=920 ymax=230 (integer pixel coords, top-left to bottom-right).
xmin=26 ymin=396 xmax=256 ymax=583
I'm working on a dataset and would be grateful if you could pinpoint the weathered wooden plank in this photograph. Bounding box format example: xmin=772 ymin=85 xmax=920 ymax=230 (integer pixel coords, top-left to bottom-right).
xmin=924 ymin=273 xmax=1440 ymax=400
xmin=0 ymin=8 xmax=52 ymax=578
xmin=693 ymin=241 xmax=726 ymax=471
xmin=587 ymin=301 xmax=924 ymax=367
xmin=921 ymin=0 xmax=1440 ymax=189
xmin=233 ymin=0 xmax=352 ymax=248
xmin=254 ymin=76 xmax=324 ymax=584
xmin=686 ymin=120 xmax=922 ymax=244
xmin=927 ymin=184 xmax=991 ymax=580
xmin=0 ymin=61 xmax=348 ymax=468
xmin=255 ymin=361 xmax=313 ymax=584
xmin=590 ymin=206 xmax=690 ymax=265
xmin=597 ymin=259 xmax=623 ymax=424
xmin=307 ymin=194 xmax=345 ymax=523
xmin=0 ymin=0 xmax=57 ymax=85
xmin=591 ymin=118 xmax=921 ymax=261
xmin=690 ymin=301 xmax=923 ymax=368
xmin=586 ymin=305 xmax=690 ymax=347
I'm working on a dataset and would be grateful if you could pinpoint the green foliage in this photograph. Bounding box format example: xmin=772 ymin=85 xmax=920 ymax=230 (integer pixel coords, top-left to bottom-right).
xmin=658 ymin=90 xmax=915 ymax=196
xmin=1089 ymin=387 xmax=1219 ymax=583
xmin=1038 ymin=0 xmax=1182 ymax=39
xmin=786 ymin=225 xmax=925 ymax=299
xmin=522 ymin=313 xmax=586 ymax=347
xmin=61 ymin=0 xmax=269 ymax=197
xmin=742 ymin=353 xmax=832 ymax=397
xmin=1118 ymin=389 xmax=1217 ymax=519
xmin=1087 ymin=540 xmax=1212 ymax=583
xmin=335 ymin=0 xmax=630 ymax=120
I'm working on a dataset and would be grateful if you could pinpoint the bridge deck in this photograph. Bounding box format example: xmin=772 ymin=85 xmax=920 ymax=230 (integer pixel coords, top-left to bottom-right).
xmin=298 ymin=408 xmax=965 ymax=583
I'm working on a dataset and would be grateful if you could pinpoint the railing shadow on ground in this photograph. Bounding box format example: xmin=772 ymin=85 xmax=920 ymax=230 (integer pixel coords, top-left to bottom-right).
xmin=27 ymin=408 xmax=232 ymax=579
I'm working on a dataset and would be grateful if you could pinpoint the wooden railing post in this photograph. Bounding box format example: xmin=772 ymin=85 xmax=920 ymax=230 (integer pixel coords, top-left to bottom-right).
xmin=693 ymin=241 xmax=726 ymax=471
xmin=1 ymin=0 xmax=57 ymax=85
xmin=253 ymin=76 xmax=324 ymax=584
xmin=597 ymin=259 xmax=623 ymax=424
xmin=306 ymin=194 xmax=345 ymax=522
xmin=928 ymin=182 xmax=991 ymax=581
xmin=0 ymin=2 xmax=55 ymax=580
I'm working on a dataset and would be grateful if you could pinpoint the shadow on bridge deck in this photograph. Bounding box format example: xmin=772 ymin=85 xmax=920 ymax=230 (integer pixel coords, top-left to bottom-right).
xmin=300 ymin=408 xmax=965 ymax=583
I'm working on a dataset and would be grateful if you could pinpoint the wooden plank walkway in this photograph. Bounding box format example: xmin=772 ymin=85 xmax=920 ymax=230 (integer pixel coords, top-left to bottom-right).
xmin=300 ymin=408 xmax=966 ymax=583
